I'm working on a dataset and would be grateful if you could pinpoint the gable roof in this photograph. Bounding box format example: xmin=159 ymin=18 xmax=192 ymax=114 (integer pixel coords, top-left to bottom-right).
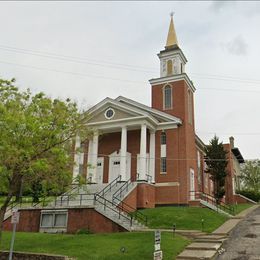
xmin=115 ymin=96 xmax=182 ymax=124
xmin=86 ymin=96 xmax=182 ymax=128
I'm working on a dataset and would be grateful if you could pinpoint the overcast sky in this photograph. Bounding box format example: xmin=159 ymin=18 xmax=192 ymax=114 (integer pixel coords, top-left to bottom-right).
xmin=1 ymin=1 xmax=260 ymax=159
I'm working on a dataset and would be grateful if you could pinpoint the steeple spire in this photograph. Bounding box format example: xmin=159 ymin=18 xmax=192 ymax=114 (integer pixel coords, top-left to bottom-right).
xmin=165 ymin=12 xmax=178 ymax=49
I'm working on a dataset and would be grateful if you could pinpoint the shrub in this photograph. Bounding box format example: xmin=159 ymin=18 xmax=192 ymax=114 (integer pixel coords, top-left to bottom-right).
xmin=237 ymin=189 xmax=260 ymax=202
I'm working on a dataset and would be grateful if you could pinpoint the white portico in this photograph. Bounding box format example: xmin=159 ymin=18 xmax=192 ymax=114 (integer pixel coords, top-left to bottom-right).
xmin=73 ymin=96 xmax=181 ymax=184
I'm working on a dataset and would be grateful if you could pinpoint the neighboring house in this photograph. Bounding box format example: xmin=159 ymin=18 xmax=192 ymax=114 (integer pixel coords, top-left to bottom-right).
xmin=72 ymin=16 xmax=246 ymax=206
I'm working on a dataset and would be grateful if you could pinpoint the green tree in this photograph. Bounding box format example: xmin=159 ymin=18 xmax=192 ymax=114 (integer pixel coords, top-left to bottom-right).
xmin=0 ymin=78 xmax=90 ymax=244
xmin=240 ymin=160 xmax=260 ymax=193
xmin=205 ymin=136 xmax=228 ymax=203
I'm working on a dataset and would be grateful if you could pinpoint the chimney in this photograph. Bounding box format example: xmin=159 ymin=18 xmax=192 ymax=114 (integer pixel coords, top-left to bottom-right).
xmin=229 ymin=136 xmax=234 ymax=148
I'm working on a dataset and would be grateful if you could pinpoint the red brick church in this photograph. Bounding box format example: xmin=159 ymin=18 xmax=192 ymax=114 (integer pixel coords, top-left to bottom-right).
xmin=4 ymin=16 xmax=252 ymax=235
xmin=73 ymin=15 xmax=245 ymax=207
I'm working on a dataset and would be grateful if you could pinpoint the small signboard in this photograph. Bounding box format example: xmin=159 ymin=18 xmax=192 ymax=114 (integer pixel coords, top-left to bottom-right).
xmin=154 ymin=243 xmax=160 ymax=251
xmin=154 ymin=230 xmax=162 ymax=259
xmin=154 ymin=230 xmax=161 ymax=244
xmin=153 ymin=250 xmax=163 ymax=260
xmin=11 ymin=209 xmax=20 ymax=224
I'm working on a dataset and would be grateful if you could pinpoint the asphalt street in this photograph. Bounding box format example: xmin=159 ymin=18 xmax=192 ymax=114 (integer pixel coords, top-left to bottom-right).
xmin=216 ymin=206 xmax=260 ymax=260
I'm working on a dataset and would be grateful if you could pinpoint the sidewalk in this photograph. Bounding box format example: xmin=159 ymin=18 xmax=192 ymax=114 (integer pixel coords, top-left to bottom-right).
xmin=176 ymin=204 xmax=259 ymax=260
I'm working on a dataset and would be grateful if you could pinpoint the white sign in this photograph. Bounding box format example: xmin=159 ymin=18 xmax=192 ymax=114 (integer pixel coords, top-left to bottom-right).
xmin=154 ymin=230 xmax=161 ymax=244
xmin=11 ymin=210 xmax=20 ymax=224
xmin=154 ymin=244 xmax=161 ymax=251
xmin=154 ymin=250 xmax=163 ymax=260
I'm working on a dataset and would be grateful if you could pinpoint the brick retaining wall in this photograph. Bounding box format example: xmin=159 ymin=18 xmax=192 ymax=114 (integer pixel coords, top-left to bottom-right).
xmin=0 ymin=251 xmax=73 ymax=260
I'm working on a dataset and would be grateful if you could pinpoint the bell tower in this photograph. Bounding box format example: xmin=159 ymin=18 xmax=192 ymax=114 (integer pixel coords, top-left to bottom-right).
xmin=150 ymin=14 xmax=195 ymax=124
xmin=159 ymin=13 xmax=187 ymax=77
xmin=149 ymin=14 xmax=198 ymax=204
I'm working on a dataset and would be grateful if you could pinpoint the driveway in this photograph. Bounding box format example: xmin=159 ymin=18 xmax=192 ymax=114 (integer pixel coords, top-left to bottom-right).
xmin=215 ymin=206 xmax=260 ymax=260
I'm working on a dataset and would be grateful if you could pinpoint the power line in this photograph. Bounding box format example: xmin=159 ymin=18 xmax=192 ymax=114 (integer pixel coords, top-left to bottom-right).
xmin=0 ymin=60 xmax=146 ymax=85
xmin=72 ymin=152 xmax=258 ymax=161
xmin=2 ymin=59 xmax=260 ymax=94
xmin=0 ymin=45 xmax=155 ymax=73
xmin=1 ymin=43 xmax=260 ymax=86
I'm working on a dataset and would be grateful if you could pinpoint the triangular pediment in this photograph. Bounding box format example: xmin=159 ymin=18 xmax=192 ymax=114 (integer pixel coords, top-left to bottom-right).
xmin=87 ymin=98 xmax=154 ymax=124
xmin=86 ymin=97 xmax=182 ymax=129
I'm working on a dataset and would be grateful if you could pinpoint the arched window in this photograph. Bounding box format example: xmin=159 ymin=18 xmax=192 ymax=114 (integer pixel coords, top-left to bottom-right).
xmin=167 ymin=60 xmax=173 ymax=76
xmin=161 ymin=132 xmax=166 ymax=145
xmin=164 ymin=85 xmax=172 ymax=110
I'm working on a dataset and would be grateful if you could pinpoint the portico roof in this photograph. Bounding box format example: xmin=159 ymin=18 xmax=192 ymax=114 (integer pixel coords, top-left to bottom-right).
xmin=85 ymin=96 xmax=182 ymax=131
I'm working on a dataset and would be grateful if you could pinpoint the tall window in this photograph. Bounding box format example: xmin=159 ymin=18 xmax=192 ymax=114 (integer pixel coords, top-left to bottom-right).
xmin=167 ymin=60 xmax=173 ymax=75
xmin=160 ymin=132 xmax=166 ymax=145
xmin=164 ymin=85 xmax=172 ymax=110
xmin=160 ymin=132 xmax=167 ymax=174
xmin=160 ymin=157 xmax=167 ymax=173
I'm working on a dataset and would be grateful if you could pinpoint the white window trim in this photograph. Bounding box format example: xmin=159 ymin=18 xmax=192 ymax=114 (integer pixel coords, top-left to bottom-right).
xmin=104 ymin=107 xmax=115 ymax=120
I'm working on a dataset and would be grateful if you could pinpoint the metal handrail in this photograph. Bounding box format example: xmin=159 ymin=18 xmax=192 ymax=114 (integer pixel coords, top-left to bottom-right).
xmin=112 ymin=178 xmax=132 ymax=201
xmin=112 ymin=196 xmax=148 ymax=225
xmin=97 ymin=175 xmax=122 ymax=197
xmin=191 ymin=191 xmax=235 ymax=215
xmin=112 ymin=178 xmax=148 ymax=225
xmin=94 ymin=193 xmax=133 ymax=226
xmin=54 ymin=193 xmax=95 ymax=207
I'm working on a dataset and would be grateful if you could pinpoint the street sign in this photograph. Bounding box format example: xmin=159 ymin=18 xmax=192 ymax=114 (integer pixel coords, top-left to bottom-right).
xmin=9 ymin=209 xmax=20 ymax=260
xmin=154 ymin=250 xmax=163 ymax=260
xmin=154 ymin=230 xmax=161 ymax=244
xmin=11 ymin=209 xmax=20 ymax=224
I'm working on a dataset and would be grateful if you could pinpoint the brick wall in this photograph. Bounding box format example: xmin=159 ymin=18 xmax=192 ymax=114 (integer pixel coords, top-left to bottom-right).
xmin=151 ymin=79 xmax=198 ymax=204
xmin=3 ymin=208 xmax=126 ymax=234
xmin=137 ymin=183 xmax=155 ymax=208
xmin=3 ymin=209 xmax=41 ymax=232
xmin=67 ymin=208 xmax=126 ymax=233
xmin=0 ymin=251 xmax=72 ymax=260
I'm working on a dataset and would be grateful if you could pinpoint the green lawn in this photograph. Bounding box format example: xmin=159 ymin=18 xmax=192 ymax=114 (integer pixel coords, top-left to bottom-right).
xmin=138 ymin=206 xmax=229 ymax=233
xmin=1 ymin=231 xmax=189 ymax=260
xmin=233 ymin=203 xmax=254 ymax=215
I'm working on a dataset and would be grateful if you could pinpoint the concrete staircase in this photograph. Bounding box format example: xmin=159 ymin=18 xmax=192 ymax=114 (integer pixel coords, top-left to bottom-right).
xmin=176 ymin=234 xmax=227 ymax=259
xmin=49 ymin=177 xmax=147 ymax=231
xmin=94 ymin=180 xmax=146 ymax=231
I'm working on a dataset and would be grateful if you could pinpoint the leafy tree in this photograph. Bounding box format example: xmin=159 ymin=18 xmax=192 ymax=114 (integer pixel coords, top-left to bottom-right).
xmin=205 ymin=136 xmax=228 ymax=203
xmin=0 ymin=78 xmax=90 ymax=244
xmin=240 ymin=160 xmax=260 ymax=193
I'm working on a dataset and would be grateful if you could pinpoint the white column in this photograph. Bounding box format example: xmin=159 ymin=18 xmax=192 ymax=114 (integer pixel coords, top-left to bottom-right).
xmin=73 ymin=135 xmax=81 ymax=181
xmin=87 ymin=139 xmax=93 ymax=182
xmin=149 ymin=130 xmax=156 ymax=183
xmin=91 ymin=131 xmax=99 ymax=183
xmin=120 ymin=126 xmax=127 ymax=181
xmin=139 ymin=124 xmax=147 ymax=180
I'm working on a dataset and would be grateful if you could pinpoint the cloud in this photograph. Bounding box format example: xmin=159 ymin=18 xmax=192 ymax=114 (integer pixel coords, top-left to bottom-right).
xmin=222 ymin=35 xmax=248 ymax=56
xmin=209 ymin=1 xmax=236 ymax=13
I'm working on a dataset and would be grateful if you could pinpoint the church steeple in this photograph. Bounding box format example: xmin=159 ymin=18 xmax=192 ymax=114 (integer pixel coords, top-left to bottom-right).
xmin=165 ymin=13 xmax=178 ymax=49
xmin=158 ymin=14 xmax=187 ymax=77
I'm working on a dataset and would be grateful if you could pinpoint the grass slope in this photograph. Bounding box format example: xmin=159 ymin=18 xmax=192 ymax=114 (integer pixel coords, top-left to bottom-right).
xmin=138 ymin=206 xmax=229 ymax=233
xmin=1 ymin=231 xmax=189 ymax=260
xmin=233 ymin=203 xmax=253 ymax=215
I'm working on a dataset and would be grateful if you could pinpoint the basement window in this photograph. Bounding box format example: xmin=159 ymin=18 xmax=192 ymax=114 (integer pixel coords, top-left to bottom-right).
xmin=40 ymin=210 xmax=68 ymax=228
